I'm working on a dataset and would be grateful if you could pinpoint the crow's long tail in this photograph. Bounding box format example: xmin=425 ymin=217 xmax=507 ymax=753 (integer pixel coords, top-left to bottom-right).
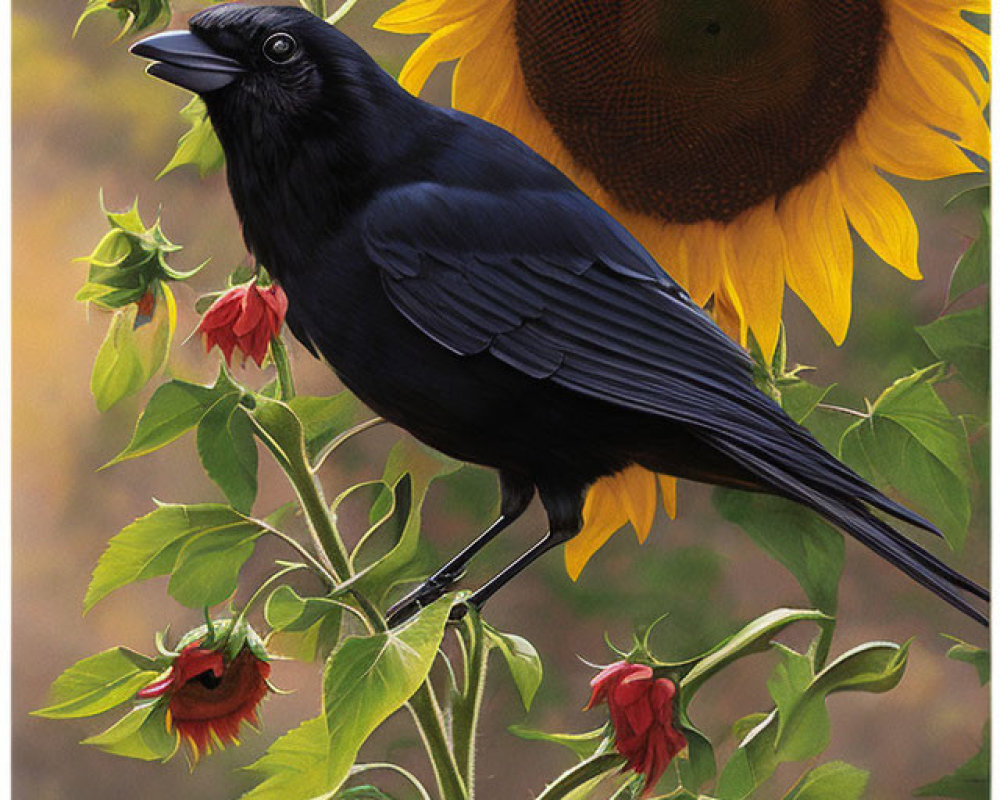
xmin=707 ymin=435 xmax=989 ymax=627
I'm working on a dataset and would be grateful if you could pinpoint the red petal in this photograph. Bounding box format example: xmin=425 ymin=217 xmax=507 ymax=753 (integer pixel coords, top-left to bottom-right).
xmin=233 ymin=285 xmax=265 ymax=336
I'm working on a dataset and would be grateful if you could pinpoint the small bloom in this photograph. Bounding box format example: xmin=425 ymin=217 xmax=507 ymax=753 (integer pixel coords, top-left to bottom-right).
xmin=198 ymin=282 xmax=288 ymax=367
xmin=137 ymin=642 xmax=271 ymax=759
xmin=586 ymin=661 xmax=686 ymax=795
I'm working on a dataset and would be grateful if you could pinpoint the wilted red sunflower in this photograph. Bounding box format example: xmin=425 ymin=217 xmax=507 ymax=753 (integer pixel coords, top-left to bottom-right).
xmin=376 ymin=0 xmax=989 ymax=576
xmin=587 ymin=661 xmax=687 ymax=795
xmin=137 ymin=643 xmax=271 ymax=759
xmin=198 ymin=281 xmax=288 ymax=367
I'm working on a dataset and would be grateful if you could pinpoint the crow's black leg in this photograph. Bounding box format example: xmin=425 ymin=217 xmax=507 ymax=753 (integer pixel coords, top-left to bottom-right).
xmin=386 ymin=472 xmax=533 ymax=627
xmin=450 ymin=480 xmax=585 ymax=621
xmin=451 ymin=525 xmax=578 ymax=620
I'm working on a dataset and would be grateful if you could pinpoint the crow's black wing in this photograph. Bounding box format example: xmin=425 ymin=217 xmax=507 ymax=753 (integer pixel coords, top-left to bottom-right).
xmin=363 ymin=181 xmax=988 ymax=624
xmin=364 ymin=182 xmax=869 ymax=506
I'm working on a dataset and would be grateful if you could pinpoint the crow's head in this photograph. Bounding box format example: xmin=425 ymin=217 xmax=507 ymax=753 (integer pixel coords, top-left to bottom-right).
xmin=131 ymin=4 xmax=398 ymax=130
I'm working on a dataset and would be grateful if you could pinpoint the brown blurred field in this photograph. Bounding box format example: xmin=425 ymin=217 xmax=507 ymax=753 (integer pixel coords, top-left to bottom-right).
xmin=13 ymin=2 xmax=990 ymax=798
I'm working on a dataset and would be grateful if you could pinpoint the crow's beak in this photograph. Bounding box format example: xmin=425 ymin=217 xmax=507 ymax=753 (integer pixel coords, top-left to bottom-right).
xmin=130 ymin=30 xmax=245 ymax=94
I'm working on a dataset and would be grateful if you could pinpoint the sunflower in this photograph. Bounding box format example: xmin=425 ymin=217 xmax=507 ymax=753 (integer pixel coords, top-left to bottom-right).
xmin=376 ymin=0 xmax=989 ymax=576
xmin=137 ymin=642 xmax=271 ymax=759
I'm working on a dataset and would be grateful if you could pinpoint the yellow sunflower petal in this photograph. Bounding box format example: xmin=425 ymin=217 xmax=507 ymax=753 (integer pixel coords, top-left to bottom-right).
xmin=712 ymin=282 xmax=746 ymax=348
xmin=395 ymin=20 xmax=486 ymax=96
xmin=566 ymin=477 xmax=627 ymax=580
xmin=452 ymin=16 xmax=514 ymax=116
xmin=836 ymin=140 xmax=921 ymax=280
xmin=855 ymin=93 xmax=978 ymax=181
xmin=672 ymin=221 xmax=726 ymax=308
xmin=658 ymin=475 xmax=677 ymax=519
xmin=611 ymin=465 xmax=658 ymax=543
xmin=722 ymin=204 xmax=787 ymax=358
xmin=780 ymin=173 xmax=853 ymax=344
xmin=375 ymin=0 xmax=495 ymax=35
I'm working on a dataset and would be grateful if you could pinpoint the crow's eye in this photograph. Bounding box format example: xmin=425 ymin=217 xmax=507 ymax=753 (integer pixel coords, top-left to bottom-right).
xmin=263 ymin=32 xmax=298 ymax=64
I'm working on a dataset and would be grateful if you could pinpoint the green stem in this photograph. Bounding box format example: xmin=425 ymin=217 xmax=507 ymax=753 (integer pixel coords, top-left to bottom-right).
xmin=452 ymin=615 xmax=487 ymax=796
xmin=270 ymin=336 xmax=296 ymax=401
xmin=227 ymin=563 xmax=305 ymax=641
xmin=327 ymin=0 xmax=359 ymax=24
xmin=302 ymin=0 xmax=327 ymax=17
xmin=254 ymin=517 xmax=337 ymax=586
xmin=408 ymin=682 xmax=468 ymax=800
xmin=312 ymin=417 xmax=385 ymax=472
xmin=534 ymin=753 xmax=626 ymax=800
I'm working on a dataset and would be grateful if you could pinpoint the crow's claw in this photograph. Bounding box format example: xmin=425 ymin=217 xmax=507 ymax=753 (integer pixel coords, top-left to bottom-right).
xmin=385 ymin=572 xmax=462 ymax=628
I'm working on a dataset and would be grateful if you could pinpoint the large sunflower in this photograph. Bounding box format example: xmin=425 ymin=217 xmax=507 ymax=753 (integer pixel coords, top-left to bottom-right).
xmin=376 ymin=0 xmax=989 ymax=577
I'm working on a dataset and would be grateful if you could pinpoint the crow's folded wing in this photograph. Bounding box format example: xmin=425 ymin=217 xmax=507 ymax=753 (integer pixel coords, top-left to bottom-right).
xmin=362 ymin=181 xmax=937 ymax=527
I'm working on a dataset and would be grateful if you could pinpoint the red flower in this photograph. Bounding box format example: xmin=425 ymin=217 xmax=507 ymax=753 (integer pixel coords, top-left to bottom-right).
xmin=586 ymin=662 xmax=687 ymax=795
xmin=198 ymin=282 xmax=288 ymax=367
xmin=135 ymin=290 xmax=156 ymax=318
xmin=137 ymin=643 xmax=271 ymax=759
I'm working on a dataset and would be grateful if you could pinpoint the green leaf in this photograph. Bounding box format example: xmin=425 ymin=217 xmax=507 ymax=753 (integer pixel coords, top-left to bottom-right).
xmin=32 ymin=647 xmax=160 ymax=719
xmin=82 ymin=703 xmax=179 ymax=762
xmin=353 ymin=438 xmax=461 ymax=599
xmin=265 ymin=585 xmax=343 ymax=662
xmin=243 ymin=716 xmax=329 ymax=799
xmin=75 ymin=0 xmax=170 ymax=37
xmin=914 ymin=725 xmax=989 ymax=799
xmin=105 ymin=379 xmax=224 ymax=466
xmin=507 ymin=725 xmax=607 ymax=760
xmin=321 ymin=598 xmax=452 ymax=792
xmin=678 ymin=608 xmax=828 ymax=701
xmin=783 ymin=762 xmax=869 ymax=800
xmin=943 ymin=637 xmax=990 ymax=686
xmin=197 ymin=393 xmax=259 ymax=514
xmin=84 ymin=503 xmax=261 ymax=612
xmin=713 ymin=490 xmax=844 ymax=615
xmin=948 ymin=204 xmax=990 ymax=303
xmin=158 ymin=97 xmax=225 ymax=179
xmin=287 ymin=393 xmax=365 ymax=461
xmin=917 ymin=307 xmax=989 ymax=394
xmin=484 ymin=623 xmax=543 ymax=710
xmin=715 ymin=640 xmax=909 ymax=800
xmin=778 ymin=377 xmax=835 ymax=425
xmin=840 ymin=366 xmax=972 ymax=550
xmin=90 ymin=306 xmax=146 ymax=412
xmin=167 ymin=522 xmax=263 ymax=608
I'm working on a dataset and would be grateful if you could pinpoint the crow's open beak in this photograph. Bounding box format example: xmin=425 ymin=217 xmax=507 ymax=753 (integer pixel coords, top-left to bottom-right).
xmin=130 ymin=31 xmax=245 ymax=94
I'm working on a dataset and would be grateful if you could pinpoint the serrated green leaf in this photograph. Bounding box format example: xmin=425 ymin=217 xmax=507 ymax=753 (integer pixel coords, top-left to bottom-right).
xmin=484 ymin=623 xmax=543 ymax=710
xmin=840 ymin=366 xmax=972 ymax=550
xmin=32 ymin=648 xmax=160 ymax=719
xmin=167 ymin=523 xmax=263 ymax=607
xmin=265 ymin=586 xmax=343 ymax=662
xmin=783 ymin=761 xmax=869 ymax=800
xmin=917 ymin=308 xmax=989 ymax=394
xmin=713 ymin=490 xmax=844 ymax=615
xmin=82 ymin=703 xmax=179 ymax=762
xmin=85 ymin=503 xmax=261 ymax=612
xmin=243 ymin=715 xmax=328 ymax=799
xmin=105 ymin=379 xmax=224 ymax=466
xmin=287 ymin=393 xmax=364 ymax=461
xmin=158 ymin=97 xmax=225 ymax=179
xmin=944 ymin=637 xmax=990 ymax=686
xmin=507 ymin=725 xmax=607 ymax=760
xmin=914 ymin=725 xmax=989 ymax=799
xmin=197 ymin=394 xmax=259 ymax=513
xmin=320 ymin=598 xmax=452 ymax=793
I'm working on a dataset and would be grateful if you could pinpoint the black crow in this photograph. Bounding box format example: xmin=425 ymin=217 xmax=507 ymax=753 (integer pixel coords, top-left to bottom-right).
xmin=131 ymin=4 xmax=988 ymax=627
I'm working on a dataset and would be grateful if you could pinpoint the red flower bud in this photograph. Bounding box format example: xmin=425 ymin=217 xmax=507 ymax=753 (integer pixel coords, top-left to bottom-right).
xmin=198 ymin=282 xmax=288 ymax=367
xmin=586 ymin=661 xmax=686 ymax=795
xmin=137 ymin=642 xmax=271 ymax=760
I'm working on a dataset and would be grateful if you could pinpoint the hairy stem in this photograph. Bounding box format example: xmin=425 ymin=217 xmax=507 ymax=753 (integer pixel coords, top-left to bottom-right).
xmin=270 ymin=336 xmax=296 ymax=401
xmin=312 ymin=416 xmax=386 ymax=473
xmin=815 ymin=402 xmax=868 ymax=419
xmin=408 ymin=681 xmax=468 ymax=800
xmin=452 ymin=615 xmax=488 ymax=796
xmin=254 ymin=517 xmax=337 ymax=586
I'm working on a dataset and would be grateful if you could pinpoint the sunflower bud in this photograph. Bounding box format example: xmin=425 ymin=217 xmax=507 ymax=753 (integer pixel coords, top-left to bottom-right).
xmin=586 ymin=661 xmax=686 ymax=795
xmin=137 ymin=641 xmax=271 ymax=759
xmin=197 ymin=281 xmax=288 ymax=367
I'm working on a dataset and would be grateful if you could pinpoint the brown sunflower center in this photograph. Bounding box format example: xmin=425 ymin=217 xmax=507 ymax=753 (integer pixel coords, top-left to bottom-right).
xmin=514 ymin=0 xmax=886 ymax=223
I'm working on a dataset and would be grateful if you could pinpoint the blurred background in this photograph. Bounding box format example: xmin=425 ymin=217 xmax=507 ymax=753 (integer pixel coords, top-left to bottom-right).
xmin=13 ymin=1 xmax=990 ymax=797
